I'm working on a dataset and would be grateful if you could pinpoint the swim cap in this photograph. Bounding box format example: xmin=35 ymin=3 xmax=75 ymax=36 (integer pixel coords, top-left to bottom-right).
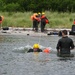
xmin=33 ymin=44 xmax=40 ymax=49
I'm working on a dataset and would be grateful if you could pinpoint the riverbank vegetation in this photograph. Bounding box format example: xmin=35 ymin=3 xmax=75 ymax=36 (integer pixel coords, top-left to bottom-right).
xmin=0 ymin=0 xmax=75 ymax=28
xmin=0 ymin=0 xmax=75 ymax=12
xmin=0 ymin=11 xmax=75 ymax=28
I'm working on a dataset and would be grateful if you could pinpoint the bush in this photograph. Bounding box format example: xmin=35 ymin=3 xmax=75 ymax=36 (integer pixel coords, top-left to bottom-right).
xmin=0 ymin=0 xmax=5 ymax=11
xmin=4 ymin=3 xmax=20 ymax=12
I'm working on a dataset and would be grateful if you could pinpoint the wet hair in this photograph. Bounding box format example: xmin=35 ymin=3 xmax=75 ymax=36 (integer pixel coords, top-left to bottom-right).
xmin=62 ymin=30 xmax=67 ymax=35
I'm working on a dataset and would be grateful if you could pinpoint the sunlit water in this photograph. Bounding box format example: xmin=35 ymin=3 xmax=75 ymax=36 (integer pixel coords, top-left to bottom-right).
xmin=0 ymin=35 xmax=75 ymax=75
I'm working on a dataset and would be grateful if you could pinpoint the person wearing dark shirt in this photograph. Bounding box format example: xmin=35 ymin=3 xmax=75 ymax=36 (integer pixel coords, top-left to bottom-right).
xmin=56 ymin=30 xmax=74 ymax=57
xmin=27 ymin=44 xmax=42 ymax=53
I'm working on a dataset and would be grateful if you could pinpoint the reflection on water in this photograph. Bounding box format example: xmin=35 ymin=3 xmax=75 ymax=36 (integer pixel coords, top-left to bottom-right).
xmin=0 ymin=35 xmax=75 ymax=75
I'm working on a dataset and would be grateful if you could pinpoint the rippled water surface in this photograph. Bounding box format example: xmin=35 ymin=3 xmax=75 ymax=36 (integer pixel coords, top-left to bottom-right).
xmin=0 ymin=35 xmax=75 ymax=75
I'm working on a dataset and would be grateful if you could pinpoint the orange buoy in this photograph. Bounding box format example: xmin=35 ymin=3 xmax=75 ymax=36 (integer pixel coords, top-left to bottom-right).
xmin=43 ymin=48 xmax=51 ymax=53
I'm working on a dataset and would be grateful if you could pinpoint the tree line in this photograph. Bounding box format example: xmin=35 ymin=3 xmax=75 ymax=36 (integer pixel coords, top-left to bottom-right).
xmin=0 ymin=0 xmax=75 ymax=12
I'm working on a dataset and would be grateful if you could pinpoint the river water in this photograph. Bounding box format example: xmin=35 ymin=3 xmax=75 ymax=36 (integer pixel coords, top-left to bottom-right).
xmin=0 ymin=35 xmax=75 ymax=75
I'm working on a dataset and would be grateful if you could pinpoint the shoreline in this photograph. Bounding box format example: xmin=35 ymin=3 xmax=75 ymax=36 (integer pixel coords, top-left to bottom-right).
xmin=0 ymin=27 xmax=71 ymax=36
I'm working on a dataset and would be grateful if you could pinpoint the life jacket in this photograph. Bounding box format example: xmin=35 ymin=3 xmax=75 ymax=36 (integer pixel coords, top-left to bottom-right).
xmin=31 ymin=13 xmax=40 ymax=22
xmin=73 ymin=21 xmax=75 ymax=25
xmin=33 ymin=15 xmax=40 ymax=21
xmin=45 ymin=19 xmax=49 ymax=24
xmin=0 ymin=16 xmax=2 ymax=24
xmin=31 ymin=15 xmax=34 ymax=20
xmin=41 ymin=15 xmax=49 ymax=24
xmin=0 ymin=16 xmax=4 ymax=24
xmin=41 ymin=15 xmax=45 ymax=19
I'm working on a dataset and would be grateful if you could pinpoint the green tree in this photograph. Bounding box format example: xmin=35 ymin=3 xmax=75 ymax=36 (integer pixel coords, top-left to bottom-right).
xmin=0 ymin=0 xmax=5 ymax=11
xmin=1 ymin=0 xmax=75 ymax=12
xmin=4 ymin=3 xmax=20 ymax=12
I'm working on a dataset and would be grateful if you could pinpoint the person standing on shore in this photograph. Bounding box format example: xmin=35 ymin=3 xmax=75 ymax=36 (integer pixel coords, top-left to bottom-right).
xmin=31 ymin=13 xmax=40 ymax=32
xmin=73 ymin=19 xmax=75 ymax=25
xmin=0 ymin=16 xmax=4 ymax=29
xmin=0 ymin=16 xmax=2 ymax=29
xmin=41 ymin=12 xmax=49 ymax=32
xmin=56 ymin=30 xmax=74 ymax=57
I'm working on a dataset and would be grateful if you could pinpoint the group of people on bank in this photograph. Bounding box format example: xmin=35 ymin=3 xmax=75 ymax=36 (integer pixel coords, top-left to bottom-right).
xmin=31 ymin=12 xmax=49 ymax=32
xmin=28 ymin=30 xmax=75 ymax=57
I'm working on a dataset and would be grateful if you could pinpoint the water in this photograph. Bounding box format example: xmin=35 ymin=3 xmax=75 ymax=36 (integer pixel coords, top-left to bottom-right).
xmin=0 ymin=35 xmax=75 ymax=75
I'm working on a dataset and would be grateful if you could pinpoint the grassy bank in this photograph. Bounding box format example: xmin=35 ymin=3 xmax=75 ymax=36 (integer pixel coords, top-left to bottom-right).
xmin=0 ymin=11 xmax=75 ymax=28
